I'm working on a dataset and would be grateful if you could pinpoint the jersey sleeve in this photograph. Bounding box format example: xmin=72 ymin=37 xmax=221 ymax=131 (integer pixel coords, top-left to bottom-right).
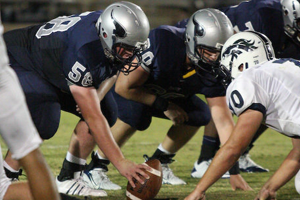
xmin=175 ymin=18 xmax=189 ymax=28
xmin=226 ymin=77 xmax=267 ymax=116
xmin=62 ymin=48 xmax=94 ymax=87
xmin=140 ymin=26 xmax=186 ymax=73
xmin=258 ymin=7 xmax=284 ymax=54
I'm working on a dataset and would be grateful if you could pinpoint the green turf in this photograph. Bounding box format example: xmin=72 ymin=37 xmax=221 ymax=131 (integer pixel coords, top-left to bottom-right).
xmin=1 ymin=111 xmax=300 ymax=200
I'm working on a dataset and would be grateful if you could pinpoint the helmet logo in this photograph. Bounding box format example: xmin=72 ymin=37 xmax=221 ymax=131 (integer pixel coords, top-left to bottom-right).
xmin=113 ymin=20 xmax=126 ymax=38
xmin=232 ymin=39 xmax=257 ymax=49
xmin=196 ymin=24 xmax=205 ymax=37
xmin=222 ymin=39 xmax=258 ymax=71
xmin=222 ymin=46 xmax=243 ymax=62
xmin=111 ymin=10 xmax=126 ymax=38
xmin=222 ymin=39 xmax=257 ymax=59
xmin=193 ymin=17 xmax=205 ymax=37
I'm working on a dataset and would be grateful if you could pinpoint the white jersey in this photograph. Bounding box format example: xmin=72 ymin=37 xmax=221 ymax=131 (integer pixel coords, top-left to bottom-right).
xmin=226 ymin=58 xmax=300 ymax=138
xmin=0 ymin=19 xmax=42 ymax=199
xmin=0 ymin=22 xmax=9 ymax=73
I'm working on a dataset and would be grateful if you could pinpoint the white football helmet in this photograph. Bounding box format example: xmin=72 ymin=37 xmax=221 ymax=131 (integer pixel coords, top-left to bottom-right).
xmin=185 ymin=8 xmax=234 ymax=75
xmin=96 ymin=1 xmax=150 ymax=74
xmin=220 ymin=31 xmax=275 ymax=86
xmin=281 ymin=0 xmax=300 ymax=46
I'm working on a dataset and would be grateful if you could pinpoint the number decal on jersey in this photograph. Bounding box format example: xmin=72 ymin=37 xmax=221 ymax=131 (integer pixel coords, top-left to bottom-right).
xmin=141 ymin=51 xmax=154 ymax=66
xmin=244 ymin=21 xmax=254 ymax=31
xmin=36 ymin=16 xmax=81 ymax=39
xmin=230 ymin=90 xmax=244 ymax=108
xmin=82 ymin=72 xmax=93 ymax=86
xmin=233 ymin=21 xmax=255 ymax=33
xmin=68 ymin=61 xmax=93 ymax=86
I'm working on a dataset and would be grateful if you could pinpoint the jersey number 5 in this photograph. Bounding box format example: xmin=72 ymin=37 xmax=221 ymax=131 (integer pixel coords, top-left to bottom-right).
xmin=68 ymin=61 xmax=92 ymax=87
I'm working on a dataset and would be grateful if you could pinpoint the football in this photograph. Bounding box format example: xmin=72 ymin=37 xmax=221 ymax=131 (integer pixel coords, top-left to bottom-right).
xmin=126 ymin=159 xmax=163 ymax=200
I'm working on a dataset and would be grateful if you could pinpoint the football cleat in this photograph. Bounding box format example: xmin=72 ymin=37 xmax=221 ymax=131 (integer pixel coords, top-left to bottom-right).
xmin=59 ymin=193 xmax=81 ymax=200
xmin=83 ymin=152 xmax=121 ymax=190
xmin=143 ymin=154 xmax=186 ymax=185
xmin=83 ymin=168 xmax=121 ymax=190
xmin=56 ymin=175 xmax=107 ymax=197
xmin=239 ymin=153 xmax=269 ymax=173
xmin=161 ymin=163 xmax=186 ymax=185
xmin=191 ymin=159 xmax=230 ymax=179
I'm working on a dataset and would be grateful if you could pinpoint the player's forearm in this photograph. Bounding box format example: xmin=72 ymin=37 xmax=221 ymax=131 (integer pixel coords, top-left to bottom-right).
xmin=214 ymin=118 xmax=234 ymax=146
xmin=262 ymin=148 xmax=300 ymax=192
xmin=207 ymin=96 xmax=235 ymax=145
xmin=97 ymin=75 xmax=117 ymax=101
xmin=116 ymin=85 xmax=157 ymax=106
xmin=86 ymin=114 xmax=125 ymax=169
xmin=196 ymin=144 xmax=241 ymax=192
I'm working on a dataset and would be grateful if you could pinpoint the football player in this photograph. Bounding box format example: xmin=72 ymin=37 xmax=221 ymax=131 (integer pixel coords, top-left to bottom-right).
xmin=2 ymin=1 xmax=151 ymax=197
xmin=185 ymin=31 xmax=300 ymax=200
xmin=177 ymin=0 xmax=300 ymax=176
xmin=0 ymin=17 xmax=61 ymax=200
xmin=76 ymin=8 xmax=252 ymax=191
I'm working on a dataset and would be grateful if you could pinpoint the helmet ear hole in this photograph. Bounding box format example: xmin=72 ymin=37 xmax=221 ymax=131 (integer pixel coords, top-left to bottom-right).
xmin=284 ymin=9 xmax=289 ymax=16
xmin=238 ymin=64 xmax=244 ymax=72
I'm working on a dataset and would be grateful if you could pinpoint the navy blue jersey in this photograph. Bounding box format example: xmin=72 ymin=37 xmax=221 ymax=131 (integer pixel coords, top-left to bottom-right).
xmin=4 ymin=11 xmax=116 ymax=93
xmin=219 ymin=0 xmax=284 ymax=55
xmin=176 ymin=0 xmax=300 ymax=59
xmin=140 ymin=25 xmax=225 ymax=99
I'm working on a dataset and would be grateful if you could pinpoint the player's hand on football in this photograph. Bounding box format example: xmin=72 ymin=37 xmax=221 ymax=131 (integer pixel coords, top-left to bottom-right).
xmin=164 ymin=102 xmax=189 ymax=125
xmin=184 ymin=190 xmax=206 ymax=200
xmin=229 ymin=174 xmax=253 ymax=191
xmin=118 ymin=159 xmax=150 ymax=188
xmin=254 ymin=187 xmax=276 ymax=200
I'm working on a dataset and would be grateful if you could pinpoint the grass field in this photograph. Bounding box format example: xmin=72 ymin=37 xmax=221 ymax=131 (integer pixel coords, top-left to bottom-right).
xmin=1 ymin=111 xmax=300 ymax=200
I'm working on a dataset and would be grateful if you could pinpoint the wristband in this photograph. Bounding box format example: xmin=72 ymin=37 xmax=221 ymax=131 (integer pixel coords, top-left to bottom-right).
xmin=229 ymin=161 xmax=240 ymax=175
xmin=152 ymin=96 xmax=169 ymax=112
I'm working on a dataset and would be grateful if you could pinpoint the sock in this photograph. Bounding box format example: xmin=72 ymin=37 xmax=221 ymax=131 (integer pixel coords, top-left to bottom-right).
xmin=58 ymin=158 xmax=86 ymax=181
xmin=94 ymin=150 xmax=109 ymax=161
xmin=157 ymin=143 xmax=172 ymax=154
xmin=202 ymin=135 xmax=219 ymax=146
xmin=3 ymin=161 xmax=19 ymax=173
xmin=85 ymin=151 xmax=110 ymax=171
xmin=66 ymin=151 xmax=86 ymax=165
xmin=3 ymin=161 xmax=21 ymax=179
xmin=197 ymin=136 xmax=219 ymax=164
xmin=150 ymin=145 xmax=176 ymax=164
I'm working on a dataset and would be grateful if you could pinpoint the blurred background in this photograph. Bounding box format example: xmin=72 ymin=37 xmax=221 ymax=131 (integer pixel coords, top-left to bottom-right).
xmin=1 ymin=0 xmax=243 ymax=31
